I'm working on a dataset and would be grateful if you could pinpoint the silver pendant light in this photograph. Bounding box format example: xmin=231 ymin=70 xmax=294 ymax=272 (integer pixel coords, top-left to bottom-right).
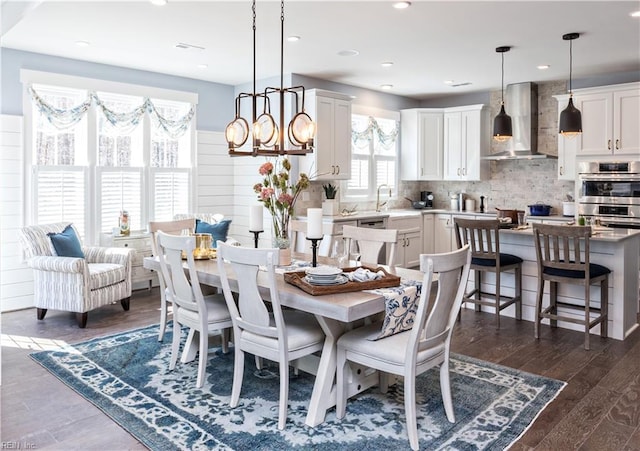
xmin=493 ymin=46 xmax=512 ymax=142
xmin=559 ymin=32 xmax=582 ymax=137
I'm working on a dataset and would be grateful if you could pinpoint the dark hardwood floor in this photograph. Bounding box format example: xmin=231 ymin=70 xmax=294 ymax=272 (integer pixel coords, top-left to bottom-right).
xmin=2 ymin=288 xmax=639 ymax=450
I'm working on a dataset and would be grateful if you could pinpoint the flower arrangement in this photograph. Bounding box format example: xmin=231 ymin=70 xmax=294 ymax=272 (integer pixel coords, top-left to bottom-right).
xmin=254 ymin=157 xmax=310 ymax=246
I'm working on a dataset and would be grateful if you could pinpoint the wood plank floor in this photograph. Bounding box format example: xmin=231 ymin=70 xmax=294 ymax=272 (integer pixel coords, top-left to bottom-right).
xmin=2 ymin=288 xmax=639 ymax=450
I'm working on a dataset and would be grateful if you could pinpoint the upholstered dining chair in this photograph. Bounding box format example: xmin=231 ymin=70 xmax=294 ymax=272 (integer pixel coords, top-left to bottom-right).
xmin=336 ymin=245 xmax=471 ymax=451
xmin=454 ymin=217 xmax=523 ymax=328
xmin=532 ymin=223 xmax=610 ymax=350
xmin=156 ymin=231 xmax=232 ymax=388
xmin=342 ymin=225 xmax=399 ymax=267
xmin=216 ymin=242 xmax=325 ymax=430
xmin=149 ymin=218 xmax=195 ymax=341
xmin=19 ymin=222 xmax=133 ymax=328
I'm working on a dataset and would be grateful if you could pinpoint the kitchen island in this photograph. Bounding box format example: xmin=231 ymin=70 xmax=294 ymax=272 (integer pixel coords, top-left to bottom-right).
xmin=490 ymin=226 xmax=640 ymax=341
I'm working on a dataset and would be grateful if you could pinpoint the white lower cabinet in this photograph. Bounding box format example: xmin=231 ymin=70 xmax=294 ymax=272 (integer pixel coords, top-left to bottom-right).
xmin=387 ymin=216 xmax=422 ymax=268
xmin=101 ymin=233 xmax=157 ymax=289
xmin=434 ymin=214 xmax=454 ymax=254
xmin=422 ymin=214 xmax=434 ymax=255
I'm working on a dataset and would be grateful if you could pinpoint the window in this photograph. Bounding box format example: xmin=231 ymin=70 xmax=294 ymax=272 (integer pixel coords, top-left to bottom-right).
xmin=342 ymin=108 xmax=399 ymax=201
xmin=25 ymin=73 xmax=196 ymax=244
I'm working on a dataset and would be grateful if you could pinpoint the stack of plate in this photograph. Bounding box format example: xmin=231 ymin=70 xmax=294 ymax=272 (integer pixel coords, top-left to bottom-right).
xmin=304 ymin=267 xmax=348 ymax=286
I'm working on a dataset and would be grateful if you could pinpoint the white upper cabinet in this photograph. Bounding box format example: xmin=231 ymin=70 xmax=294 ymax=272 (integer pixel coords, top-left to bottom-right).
xmin=443 ymin=104 xmax=490 ymax=181
xmin=557 ymin=82 xmax=640 ymax=160
xmin=400 ymin=109 xmax=443 ymax=180
xmin=299 ymin=89 xmax=352 ymax=180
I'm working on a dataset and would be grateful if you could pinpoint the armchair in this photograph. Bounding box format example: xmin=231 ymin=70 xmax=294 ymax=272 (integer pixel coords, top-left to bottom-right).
xmin=19 ymin=222 xmax=134 ymax=328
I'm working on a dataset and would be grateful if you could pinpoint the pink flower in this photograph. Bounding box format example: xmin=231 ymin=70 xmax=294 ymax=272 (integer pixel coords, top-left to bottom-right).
xmin=259 ymin=162 xmax=273 ymax=176
xmin=278 ymin=193 xmax=293 ymax=206
xmin=260 ymin=187 xmax=274 ymax=200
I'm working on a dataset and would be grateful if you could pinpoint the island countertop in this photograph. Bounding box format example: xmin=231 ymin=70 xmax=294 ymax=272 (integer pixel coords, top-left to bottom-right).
xmin=500 ymin=225 xmax=640 ymax=243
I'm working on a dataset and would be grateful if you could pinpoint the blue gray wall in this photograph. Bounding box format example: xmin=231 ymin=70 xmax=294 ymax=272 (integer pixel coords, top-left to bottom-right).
xmin=1 ymin=48 xmax=235 ymax=131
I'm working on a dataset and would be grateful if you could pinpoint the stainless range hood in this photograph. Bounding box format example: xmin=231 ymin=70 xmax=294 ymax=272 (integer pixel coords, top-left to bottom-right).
xmin=484 ymin=82 xmax=556 ymax=160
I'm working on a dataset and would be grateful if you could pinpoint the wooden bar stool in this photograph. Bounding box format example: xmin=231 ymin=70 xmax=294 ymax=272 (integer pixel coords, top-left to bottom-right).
xmin=454 ymin=218 xmax=523 ymax=328
xmin=532 ymin=223 xmax=610 ymax=350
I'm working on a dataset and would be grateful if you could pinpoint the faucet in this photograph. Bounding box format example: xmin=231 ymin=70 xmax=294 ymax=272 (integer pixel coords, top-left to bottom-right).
xmin=376 ymin=184 xmax=392 ymax=212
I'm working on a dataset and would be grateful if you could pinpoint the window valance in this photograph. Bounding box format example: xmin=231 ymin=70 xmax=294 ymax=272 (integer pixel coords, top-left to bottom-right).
xmin=29 ymin=87 xmax=195 ymax=139
xmin=351 ymin=115 xmax=399 ymax=150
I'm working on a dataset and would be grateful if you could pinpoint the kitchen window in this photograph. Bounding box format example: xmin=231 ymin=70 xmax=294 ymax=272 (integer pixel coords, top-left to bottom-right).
xmin=23 ymin=71 xmax=197 ymax=244
xmin=342 ymin=106 xmax=399 ymax=202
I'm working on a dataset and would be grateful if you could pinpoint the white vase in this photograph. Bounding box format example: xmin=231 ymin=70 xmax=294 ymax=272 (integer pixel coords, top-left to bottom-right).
xmin=322 ymin=200 xmax=340 ymax=216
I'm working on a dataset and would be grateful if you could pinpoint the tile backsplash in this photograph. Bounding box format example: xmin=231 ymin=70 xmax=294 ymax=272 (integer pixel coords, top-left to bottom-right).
xmin=297 ymin=80 xmax=575 ymax=216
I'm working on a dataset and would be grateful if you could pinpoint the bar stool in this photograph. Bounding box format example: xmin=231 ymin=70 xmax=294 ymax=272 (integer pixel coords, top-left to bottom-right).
xmin=454 ymin=218 xmax=523 ymax=328
xmin=532 ymin=223 xmax=609 ymax=350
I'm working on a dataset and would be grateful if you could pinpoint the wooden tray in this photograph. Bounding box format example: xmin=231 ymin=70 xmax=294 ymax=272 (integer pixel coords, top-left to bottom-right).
xmin=283 ymin=265 xmax=401 ymax=296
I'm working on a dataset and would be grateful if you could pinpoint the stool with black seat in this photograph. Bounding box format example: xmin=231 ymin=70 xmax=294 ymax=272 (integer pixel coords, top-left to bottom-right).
xmin=454 ymin=217 xmax=523 ymax=328
xmin=532 ymin=223 xmax=609 ymax=350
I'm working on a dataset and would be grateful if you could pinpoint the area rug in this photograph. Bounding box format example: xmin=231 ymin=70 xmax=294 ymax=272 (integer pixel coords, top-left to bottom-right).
xmin=30 ymin=324 xmax=565 ymax=450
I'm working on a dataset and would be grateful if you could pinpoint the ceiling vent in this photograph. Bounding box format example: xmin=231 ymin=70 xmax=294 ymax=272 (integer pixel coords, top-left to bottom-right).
xmin=174 ymin=42 xmax=205 ymax=51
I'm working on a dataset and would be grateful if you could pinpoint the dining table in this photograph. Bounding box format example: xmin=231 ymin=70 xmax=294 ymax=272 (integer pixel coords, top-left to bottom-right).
xmin=143 ymin=253 xmax=425 ymax=427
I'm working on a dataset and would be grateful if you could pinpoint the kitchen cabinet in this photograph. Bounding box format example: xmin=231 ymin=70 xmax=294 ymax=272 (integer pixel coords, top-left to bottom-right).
xmin=299 ymin=89 xmax=352 ymax=180
xmin=433 ymin=213 xmax=479 ymax=253
xmin=387 ymin=216 xmax=422 ymax=268
xmin=400 ymin=108 xmax=443 ymax=180
xmin=556 ymin=83 xmax=640 ymax=159
xmin=443 ymin=105 xmax=490 ymax=181
xmin=422 ymin=213 xmax=434 ymax=254
xmin=101 ymin=232 xmax=157 ymax=289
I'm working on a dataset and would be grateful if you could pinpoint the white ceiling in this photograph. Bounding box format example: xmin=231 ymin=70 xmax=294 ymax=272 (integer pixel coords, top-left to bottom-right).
xmin=2 ymin=0 xmax=639 ymax=100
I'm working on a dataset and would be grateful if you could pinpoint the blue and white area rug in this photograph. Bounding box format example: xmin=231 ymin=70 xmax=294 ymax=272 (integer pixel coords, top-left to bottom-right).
xmin=30 ymin=325 xmax=565 ymax=450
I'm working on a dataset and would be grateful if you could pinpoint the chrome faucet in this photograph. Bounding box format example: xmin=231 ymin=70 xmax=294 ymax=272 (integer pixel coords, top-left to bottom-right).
xmin=376 ymin=184 xmax=392 ymax=212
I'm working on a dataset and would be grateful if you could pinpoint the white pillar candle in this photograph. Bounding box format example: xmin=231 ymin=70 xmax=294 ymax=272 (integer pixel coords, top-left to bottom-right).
xmin=307 ymin=208 xmax=323 ymax=239
xmin=249 ymin=205 xmax=264 ymax=231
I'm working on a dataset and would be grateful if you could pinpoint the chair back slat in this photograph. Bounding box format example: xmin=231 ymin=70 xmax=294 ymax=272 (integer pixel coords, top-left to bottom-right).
xmin=149 ymin=218 xmax=195 ymax=256
xmin=156 ymin=232 xmax=205 ymax=315
xmin=533 ymin=223 xmax=591 ymax=275
xmin=342 ymin=225 xmax=399 ymax=267
xmin=217 ymin=243 xmax=284 ymax=341
xmin=454 ymin=218 xmax=500 ymax=260
xmin=411 ymin=245 xmax=471 ymax=360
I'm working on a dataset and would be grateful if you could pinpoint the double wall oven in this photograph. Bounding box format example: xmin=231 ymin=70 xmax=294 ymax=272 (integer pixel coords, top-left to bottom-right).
xmin=577 ymin=161 xmax=640 ymax=228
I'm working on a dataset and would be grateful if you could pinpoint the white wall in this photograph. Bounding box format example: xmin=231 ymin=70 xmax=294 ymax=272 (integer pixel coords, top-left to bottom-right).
xmin=1 ymin=115 xmax=33 ymax=312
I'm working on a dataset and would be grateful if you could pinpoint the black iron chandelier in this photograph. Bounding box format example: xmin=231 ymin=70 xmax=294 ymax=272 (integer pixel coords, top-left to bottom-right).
xmin=226 ymin=0 xmax=316 ymax=157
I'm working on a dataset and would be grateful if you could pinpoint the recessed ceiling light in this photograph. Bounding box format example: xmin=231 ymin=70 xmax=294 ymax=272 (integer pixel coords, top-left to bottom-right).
xmin=380 ymin=84 xmax=393 ymax=90
xmin=350 ymin=95 xmax=357 ymax=99
xmin=393 ymin=2 xmax=411 ymax=9
xmin=197 ymin=64 xmax=208 ymax=69
xmin=381 ymin=61 xmax=394 ymax=67
xmin=75 ymin=40 xmax=90 ymax=47
xmin=337 ymin=49 xmax=359 ymax=57
xmin=444 ymin=80 xmax=454 ymax=85
xmin=150 ymin=0 xmax=167 ymax=5
xmin=537 ymin=64 xmax=550 ymax=70
xmin=287 ymin=35 xmax=301 ymax=42
xmin=631 ymin=10 xmax=640 ymax=17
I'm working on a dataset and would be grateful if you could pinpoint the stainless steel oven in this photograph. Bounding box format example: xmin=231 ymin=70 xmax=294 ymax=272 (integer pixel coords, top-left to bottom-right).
xmin=577 ymin=161 xmax=640 ymax=228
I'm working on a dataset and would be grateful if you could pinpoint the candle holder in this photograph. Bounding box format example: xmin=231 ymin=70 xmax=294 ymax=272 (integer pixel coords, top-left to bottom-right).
xmin=306 ymin=237 xmax=321 ymax=267
xmin=249 ymin=230 xmax=263 ymax=249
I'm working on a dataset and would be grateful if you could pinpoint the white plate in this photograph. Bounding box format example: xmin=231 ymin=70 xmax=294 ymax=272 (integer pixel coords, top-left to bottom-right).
xmin=305 ymin=266 xmax=342 ymax=277
xmin=305 ymin=275 xmax=348 ymax=286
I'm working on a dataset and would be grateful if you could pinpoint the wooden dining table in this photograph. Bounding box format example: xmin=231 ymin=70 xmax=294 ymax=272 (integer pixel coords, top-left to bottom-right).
xmin=143 ymin=253 xmax=424 ymax=427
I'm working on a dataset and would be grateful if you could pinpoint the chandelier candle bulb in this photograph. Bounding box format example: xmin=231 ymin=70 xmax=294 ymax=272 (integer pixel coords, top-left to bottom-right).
xmin=307 ymin=208 xmax=323 ymax=239
xmin=249 ymin=205 xmax=264 ymax=232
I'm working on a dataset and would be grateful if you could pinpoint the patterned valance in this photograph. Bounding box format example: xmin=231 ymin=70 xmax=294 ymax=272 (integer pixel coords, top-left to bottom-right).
xmin=351 ymin=116 xmax=399 ymax=150
xmin=29 ymin=87 xmax=195 ymax=139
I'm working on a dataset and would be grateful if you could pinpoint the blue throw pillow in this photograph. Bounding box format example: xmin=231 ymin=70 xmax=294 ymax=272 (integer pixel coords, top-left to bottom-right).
xmin=195 ymin=219 xmax=232 ymax=248
xmin=48 ymin=224 xmax=85 ymax=258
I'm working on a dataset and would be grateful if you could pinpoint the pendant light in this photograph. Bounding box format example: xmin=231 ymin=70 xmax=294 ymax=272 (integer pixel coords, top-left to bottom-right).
xmin=226 ymin=0 xmax=316 ymax=156
xmin=493 ymin=46 xmax=512 ymax=142
xmin=559 ymin=32 xmax=582 ymax=137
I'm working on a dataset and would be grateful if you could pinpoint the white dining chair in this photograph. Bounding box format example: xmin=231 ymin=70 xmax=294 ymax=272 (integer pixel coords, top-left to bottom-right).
xmin=342 ymin=224 xmax=399 ymax=267
xmin=336 ymin=245 xmax=472 ymax=451
xmin=156 ymin=231 xmax=232 ymax=388
xmin=149 ymin=218 xmax=195 ymax=342
xmin=216 ymin=242 xmax=325 ymax=430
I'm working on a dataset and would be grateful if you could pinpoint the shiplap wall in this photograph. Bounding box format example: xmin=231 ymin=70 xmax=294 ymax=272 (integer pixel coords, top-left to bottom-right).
xmin=1 ymin=115 xmax=33 ymax=311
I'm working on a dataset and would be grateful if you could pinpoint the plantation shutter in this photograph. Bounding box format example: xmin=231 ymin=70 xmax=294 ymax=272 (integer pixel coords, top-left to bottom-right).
xmin=151 ymin=169 xmax=190 ymax=221
xmin=98 ymin=169 xmax=143 ymax=233
xmin=34 ymin=167 xmax=87 ymax=239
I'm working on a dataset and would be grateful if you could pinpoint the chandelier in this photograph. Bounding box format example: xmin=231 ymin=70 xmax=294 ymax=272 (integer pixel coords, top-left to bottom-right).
xmin=226 ymin=0 xmax=316 ymax=157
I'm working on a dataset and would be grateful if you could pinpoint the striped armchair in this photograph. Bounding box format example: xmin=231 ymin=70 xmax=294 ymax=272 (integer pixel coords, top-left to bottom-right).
xmin=19 ymin=222 xmax=134 ymax=328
